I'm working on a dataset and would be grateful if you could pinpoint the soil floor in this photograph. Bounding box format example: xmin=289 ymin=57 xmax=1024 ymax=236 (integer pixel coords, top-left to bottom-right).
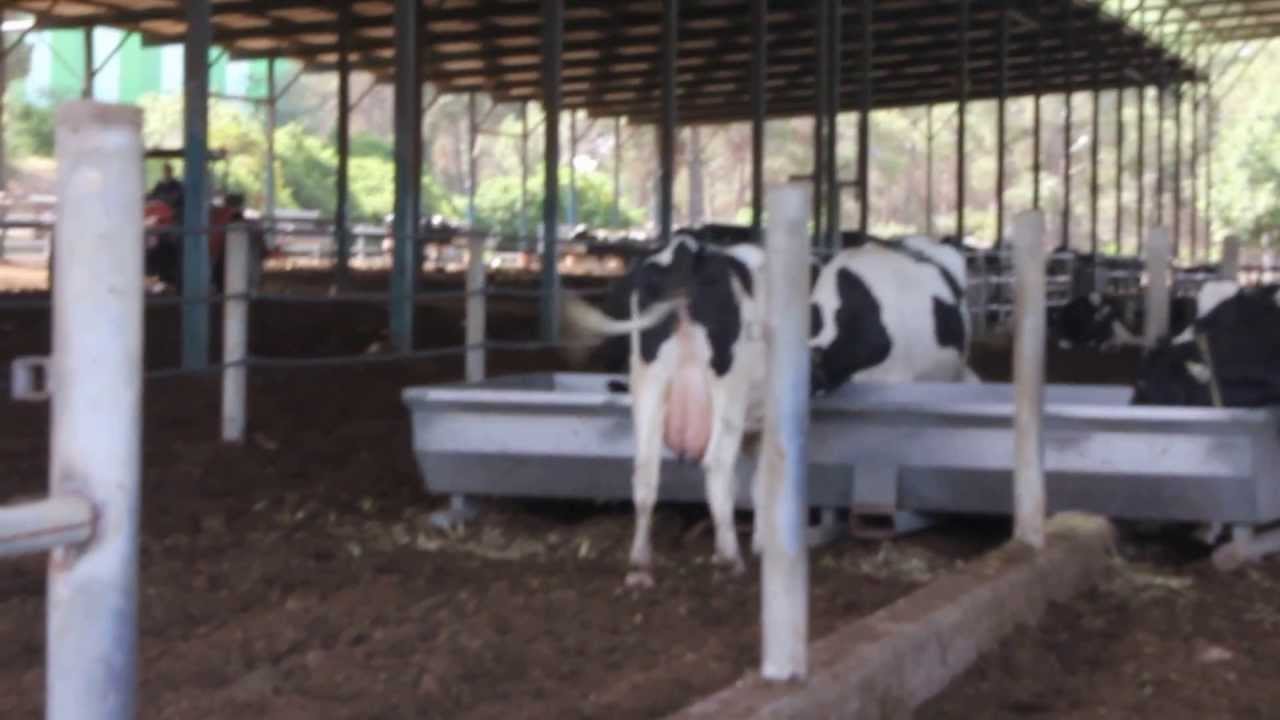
xmin=0 ymin=268 xmax=994 ymax=719
xmin=1 ymin=267 xmax=1275 ymax=719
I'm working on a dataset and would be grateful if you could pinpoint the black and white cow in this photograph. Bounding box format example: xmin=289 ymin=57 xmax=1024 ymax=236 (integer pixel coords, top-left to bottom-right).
xmin=562 ymin=231 xmax=976 ymax=587
xmin=563 ymin=234 xmax=767 ymax=587
xmin=1132 ymin=280 xmax=1280 ymax=408
xmin=1131 ymin=280 xmax=1280 ymax=545
xmin=1051 ymin=292 xmax=1200 ymax=351
xmin=588 ymin=227 xmax=827 ymax=377
xmin=676 ymin=222 xmax=882 ymax=250
xmin=1052 ymin=293 xmax=1140 ymax=350
xmin=810 ymin=234 xmax=979 ymax=390
xmin=673 ymin=223 xmax=754 ymax=247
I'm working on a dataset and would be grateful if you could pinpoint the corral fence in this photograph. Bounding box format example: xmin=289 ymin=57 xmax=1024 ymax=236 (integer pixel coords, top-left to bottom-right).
xmin=0 ymin=100 xmax=651 ymax=720
xmin=0 ymin=192 xmax=653 ymax=279
xmin=0 ymin=100 xmax=1218 ymax=717
xmin=962 ymin=233 xmax=1259 ymax=340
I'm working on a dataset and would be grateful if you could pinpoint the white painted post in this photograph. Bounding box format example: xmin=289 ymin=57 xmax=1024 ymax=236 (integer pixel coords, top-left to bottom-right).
xmin=1143 ymin=227 xmax=1172 ymax=348
xmin=47 ymin=100 xmax=144 ymax=720
xmin=760 ymin=182 xmax=812 ymax=681
xmin=972 ymin=256 xmax=989 ymax=341
xmin=1220 ymin=234 xmax=1241 ymax=282
xmin=430 ymin=232 xmax=487 ymax=530
xmin=1011 ymin=210 xmax=1046 ymax=550
xmin=466 ymin=231 xmax=486 ymax=381
xmin=222 ymin=224 xmax=250 ymax=443
xmin=0 ymin=497 xmax=94 ymax=559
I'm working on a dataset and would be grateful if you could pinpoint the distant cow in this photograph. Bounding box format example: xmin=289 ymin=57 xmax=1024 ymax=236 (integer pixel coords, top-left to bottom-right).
xmin=677 ymin=222 xmax=882 ymax=250
xmin=1052 ymin=293 xmax=1140 ymax=350
xmin=1132 ymin=280 xmax=1280 ymax=408
xmin=1132 ymin=280 xmax=1280 ymax=545
xmin=1053 ymin=290 xmax=1205 ymax=351
xmin=674 ymin=223 xmax=755 ymax=247
xmin=563 ymin=231 xmax=977 ymax=587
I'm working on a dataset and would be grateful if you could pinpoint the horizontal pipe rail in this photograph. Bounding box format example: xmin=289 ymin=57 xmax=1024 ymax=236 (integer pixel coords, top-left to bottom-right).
xmin=0 ymin=496 xmax=95 ymax=559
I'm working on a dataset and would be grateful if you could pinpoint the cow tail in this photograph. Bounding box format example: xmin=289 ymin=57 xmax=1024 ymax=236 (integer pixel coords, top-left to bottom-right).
xmin=559 ymin=294 xmax=682 ymax=365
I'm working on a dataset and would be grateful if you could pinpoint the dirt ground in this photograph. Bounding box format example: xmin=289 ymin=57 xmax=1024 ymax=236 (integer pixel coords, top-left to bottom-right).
xmin=2 ymin=266 xmax=1277 ymax=719
xmin=0 ymin=268 xmax=997 ymax=719
xmin=919 ymin=345 xmax=1280 ymax=720
xmin=920 ymin=552 xmax=1280 ymax=720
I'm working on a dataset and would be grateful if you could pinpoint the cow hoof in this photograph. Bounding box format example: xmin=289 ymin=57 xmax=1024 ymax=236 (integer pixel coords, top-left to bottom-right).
xmin=625 ymin=569 xmax=655 ymax=589
xmin=711 ymin=553 xmax=746 ymax=576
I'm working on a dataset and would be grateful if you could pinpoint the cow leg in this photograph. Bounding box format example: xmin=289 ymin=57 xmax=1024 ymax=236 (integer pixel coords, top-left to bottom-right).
xmin=750 ymin=453 xmax=764 ymax=556
xmin=702 ymin=386 xmax=748 ymax=575
xmin=626 ymin=375 xmax=667 ymax=589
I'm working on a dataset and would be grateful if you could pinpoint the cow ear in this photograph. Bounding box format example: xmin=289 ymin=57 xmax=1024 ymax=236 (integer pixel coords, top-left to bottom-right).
xmin=1185 ymin=361 xmax=1212 ymax=385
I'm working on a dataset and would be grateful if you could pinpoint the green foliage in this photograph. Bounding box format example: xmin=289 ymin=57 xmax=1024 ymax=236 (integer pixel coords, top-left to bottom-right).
xmin=343 ymin=153 xmax=461 ymax=221
xmin=349 ymin=132 xmax=393 ymax=159
xmin=10 ymin=44 xmax=1280 ymax=248
xmin=6 ymin=82 xmax=55 ymax=158
xmin=274 ymin=123 xmax=336 ymax=212
xmin=137 ymin=93 xmax=289 ymax=208
xmin=473 ymin=166 xmax=640 ymax=236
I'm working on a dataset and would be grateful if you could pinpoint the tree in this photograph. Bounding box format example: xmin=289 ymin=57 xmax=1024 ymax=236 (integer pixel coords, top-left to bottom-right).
xmin=473 ymin=166 xmax=641 ymax=236
xmin=6 ymin=82 xmax=55 ymax=158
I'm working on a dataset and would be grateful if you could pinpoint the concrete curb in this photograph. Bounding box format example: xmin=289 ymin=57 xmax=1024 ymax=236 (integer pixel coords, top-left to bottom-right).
xmin=667 ymin=512 xmax=1114 ymax=720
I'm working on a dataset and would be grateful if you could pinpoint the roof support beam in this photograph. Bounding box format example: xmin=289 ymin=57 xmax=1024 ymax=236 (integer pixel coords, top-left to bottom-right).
xmin=750 ymin=0 xmax=766 ymax=240
xmin=957 ymin=0 xmax=969 ymax=242
xmin=390 ymin=0 xmax=422 ymax=354
xmin=334 ymin=5 xmax=352 ymax=290
xmin=658 ymin=0 xmax=678 ymax=245
xmin=540 ymin=0 xmax=563 ymax=343
xmin=858 ymin=0 xmax=872 ymax=234
xmin=181 ymin=0 xmax=211 ymax=371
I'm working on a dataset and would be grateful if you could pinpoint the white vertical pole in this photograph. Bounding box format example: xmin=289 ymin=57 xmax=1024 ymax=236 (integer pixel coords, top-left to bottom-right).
xmin=1220 ymin=234 xmax=1240 ymax=282
xmin=434 ymin=231 xmax=489 ymax=528
xmin=1144 ymin=226 xmax=1172 ymax=347
xmin=222 ymin=225 xmax=250 ymax=443
xmin=466 ymin=232 xmax=486 ymax=382
xmin=47 ymin=100 xmax=144 ymax=720
xmin=760 ymin=182 xmax=812 ymax=681
xmin=1012 ymin=210 xmax=1046 ymax=550
xmin=973 ymin=262 xmax=989 ymax=341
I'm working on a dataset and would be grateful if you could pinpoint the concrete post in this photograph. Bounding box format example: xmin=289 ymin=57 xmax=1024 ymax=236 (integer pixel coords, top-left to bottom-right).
xmin=222 ymin=225 xmax=250 ymax=443
xmin=760 ymin=182 xmax=812 ymax=681
xmin=47 ymin=100 xmax=145 ymax=720
xmin=1220 ymin=235 xmax=1240 ymax=282
xmin=1011 ymin=210 xmax=1047 ymax=550
xmin=1144 ymin=226 xmax=1172 ymax=347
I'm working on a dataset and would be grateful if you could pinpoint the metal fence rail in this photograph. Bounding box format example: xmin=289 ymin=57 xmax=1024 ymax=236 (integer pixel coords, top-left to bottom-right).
xmin=3 ymin=226 xmax=1264 ymax=400
xmin=960 ymin=237 xmax=1266 ymax=341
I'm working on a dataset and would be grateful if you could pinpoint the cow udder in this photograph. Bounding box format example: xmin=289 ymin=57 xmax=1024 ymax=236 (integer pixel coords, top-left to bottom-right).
xmin=662 ymin=319 xmax=713 ymax=462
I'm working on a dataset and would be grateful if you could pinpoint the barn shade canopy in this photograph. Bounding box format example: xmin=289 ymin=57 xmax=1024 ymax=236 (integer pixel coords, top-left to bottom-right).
xmin=8 ymin=0 xmax=1208 ymax=123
